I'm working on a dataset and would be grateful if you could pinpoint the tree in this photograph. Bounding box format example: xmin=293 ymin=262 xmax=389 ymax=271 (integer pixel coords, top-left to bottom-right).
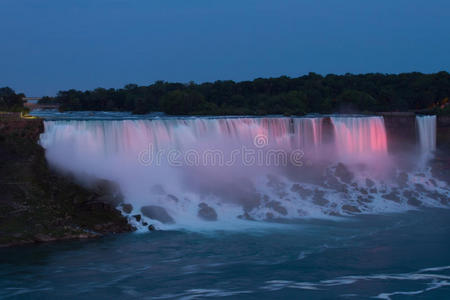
xmin=0 ymin=87 xmax=25 ymax=111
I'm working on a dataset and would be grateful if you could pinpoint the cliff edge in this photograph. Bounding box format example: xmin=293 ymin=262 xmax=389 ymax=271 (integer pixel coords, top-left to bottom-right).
xmin=0 ymin=113 xmax=135 ymax=247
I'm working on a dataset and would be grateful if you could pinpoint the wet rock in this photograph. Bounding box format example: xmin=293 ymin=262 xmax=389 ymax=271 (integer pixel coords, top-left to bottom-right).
xmin=396 ymin=172 xmax=409 ymax=188
xmin=291 ymin=184 xmax=313 ymax=198
xmin=357 ymin=196 xmax=371 ymax=203
xmin=197 ymin=203 xmax=218 ymax=221
xmin=167 ymin=194 xmax=179 ymax=202
xmin=94 ymin=179 xmax=121 ymax=195
xmin=133 ymin=214 xmax=141 ymax=222
xmin=148 ymin=224 xmax=156 ymax=231
xmin=326 ymin=173 xmax=348 ymax=193
xmin=267 ymin=174 xmax=287 ymax=198
xmin=95 ymin=194 xmax=123 ymax=207
xmin=265 ymin=212 xmax=274 ymax=220
xmin=141 ymin=205 xmax=175 ymax=224
xmin=329 ymin=211 xmax=342 ymax=217
xmin=335 ymin=163 xmax=354 ymax=183
xmin=426 ymin=191 xmax=448 ymax=205
xmin=81 ymin=200 xmax=115 ymax=212
xmin=359 ymin=188 xmax=368 ymax=195
xmin=121 ymin=203 xmax=133 ymax=214
xmin=93 ymin=222 xmax=133 ymax=234
xmin=239 ymin=193 xmax=262 ymax=212
xmin=297 ymin=209 xmax=307 ymax=216
xmin=266 ymin=201 xmax=288 ymax=216
xmin=365 ymin=178 xmax=375 ymax=188
xmin=93 ymin=179 xmax=124 ymax=206
xmin=238 ymin=193 xmax=262 ymax=211
xmin=342 ymin=205 xmax=361 ymax=213
xmin=414 ymin=184 xmax=427 ymax=193
xmin=369 ymin=188 xmax=377 ymax=194
xmin=313 ymin=190 xmax=329 ymax=206
xmin=407 ymin=197 xmax=422 ymax=206
xmin=403 ymin=190 xmax=419 ymax=199
xmin=382 ymin=191 xmax=401 ymax=202
xmin=238 ymin=212 xmax=255 ymax=221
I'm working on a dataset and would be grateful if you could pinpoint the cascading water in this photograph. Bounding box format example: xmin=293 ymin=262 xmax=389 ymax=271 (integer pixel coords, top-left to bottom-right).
xmin=416 ymin=115 xmax=437 ymax=157
xmin=39 ymin=116 xmax=449 ymax=230
xmin=330 ymin=116 xmax=388 ymax=158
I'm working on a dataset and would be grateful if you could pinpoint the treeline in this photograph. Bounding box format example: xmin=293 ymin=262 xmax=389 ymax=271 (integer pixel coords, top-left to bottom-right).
xmin=0 ymin=87 xmax=25 ymax=112
xmin=46 ymin=72 xmax=450 ymax=115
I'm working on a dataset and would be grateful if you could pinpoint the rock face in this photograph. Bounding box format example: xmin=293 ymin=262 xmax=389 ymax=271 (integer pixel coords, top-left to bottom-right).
xmin=0 ymin=114 xmax=135 ymax=247
xmin=121 ymin=203 xmax=133 ymax=214
xmin=197 ymin=203 xmax=218 ymax=221
xmin=382 ymin=113 xmax=416 ymax=154
xmin=334 ymin=163 xmax=354 ymax=183
xmin=141 ymin=205 xmax=175 ymax=224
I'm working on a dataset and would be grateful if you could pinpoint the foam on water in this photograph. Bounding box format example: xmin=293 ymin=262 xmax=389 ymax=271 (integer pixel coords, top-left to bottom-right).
xmin=263 ymin=265 xmax=450 ymax=299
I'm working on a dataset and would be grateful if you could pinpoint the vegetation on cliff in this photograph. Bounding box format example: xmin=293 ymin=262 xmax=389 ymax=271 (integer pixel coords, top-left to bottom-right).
xmin=0 ymin=87 xmax=26 ymax=112
xmin=39 ymin=71 xmax=450 ymax=115
xmin=0 ymin=114 xmax=135 ymax=247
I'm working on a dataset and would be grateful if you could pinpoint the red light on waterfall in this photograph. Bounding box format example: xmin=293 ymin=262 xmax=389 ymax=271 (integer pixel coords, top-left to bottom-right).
xmin=331 ymin=117 xmax=388 ymax=157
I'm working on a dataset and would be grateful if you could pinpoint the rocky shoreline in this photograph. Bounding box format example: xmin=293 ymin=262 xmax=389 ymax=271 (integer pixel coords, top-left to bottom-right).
xmin=0 ymin=113 xmax=135 ymax=247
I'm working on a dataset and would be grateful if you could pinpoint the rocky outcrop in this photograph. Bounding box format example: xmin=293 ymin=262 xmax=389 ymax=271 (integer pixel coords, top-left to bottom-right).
xmin=141 ymin=205 xmax=175 ymax=224
xmin=380 ymin=112 xmax=416 ymax=154
xmin=197 ymin=203 xmax=218 ymax=221
xmin=0 ymin=114 xmax=135 ymax=247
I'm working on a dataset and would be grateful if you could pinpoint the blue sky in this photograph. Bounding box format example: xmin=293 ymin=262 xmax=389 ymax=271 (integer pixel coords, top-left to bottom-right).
xmin=1 ymin=0 xmax=449 ymax=96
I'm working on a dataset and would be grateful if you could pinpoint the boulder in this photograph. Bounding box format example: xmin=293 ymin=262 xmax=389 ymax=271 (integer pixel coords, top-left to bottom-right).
xmin=313 ymin=189 xmax=329 ymax=206
xmin=121 ymin=203 xmax=133 ymax=214
xmin=335 ymin=163 xmax=354 ymax=183
xmin=141 ymin=205 xmax=175 ymax=224
xmin=342 ymin=204 xmax=361 ymax=213
xmin=95 ymin=194 xmax=123 ymax=207
xmin=291 ymin=184 xmax=313 ymax=198
xmin=265 ymin=200 xmax=288 ymax=216
xmin=365 ymin=178 xmax=375 ymax=188
xmin=382 ymin=191 xmax=401 ymax=202
xmin=197 ymin=203 xmax=218 ymax=221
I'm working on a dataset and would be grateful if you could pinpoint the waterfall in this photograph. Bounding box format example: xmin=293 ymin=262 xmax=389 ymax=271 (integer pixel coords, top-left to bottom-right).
xmin=330 ymin=116 xmax=388 ymax=159
xmin=416 ymin=115 xmax=437 ymax=156
xmin=39 ymin=116 xmax=447 ymax=229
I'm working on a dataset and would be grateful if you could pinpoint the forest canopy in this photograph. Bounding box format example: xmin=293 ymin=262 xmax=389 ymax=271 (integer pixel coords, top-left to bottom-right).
xmin=45 ymin=72 xmax=450 ymax=115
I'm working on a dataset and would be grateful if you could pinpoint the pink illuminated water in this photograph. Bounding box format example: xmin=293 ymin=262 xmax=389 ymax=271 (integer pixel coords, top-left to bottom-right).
xmin=330 ymin=116 xmax=388 ymax=158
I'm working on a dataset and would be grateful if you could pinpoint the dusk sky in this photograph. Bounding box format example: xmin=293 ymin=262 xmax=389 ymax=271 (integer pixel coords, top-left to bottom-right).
xmin=1 ymin=0 xmax=449 ymax=96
